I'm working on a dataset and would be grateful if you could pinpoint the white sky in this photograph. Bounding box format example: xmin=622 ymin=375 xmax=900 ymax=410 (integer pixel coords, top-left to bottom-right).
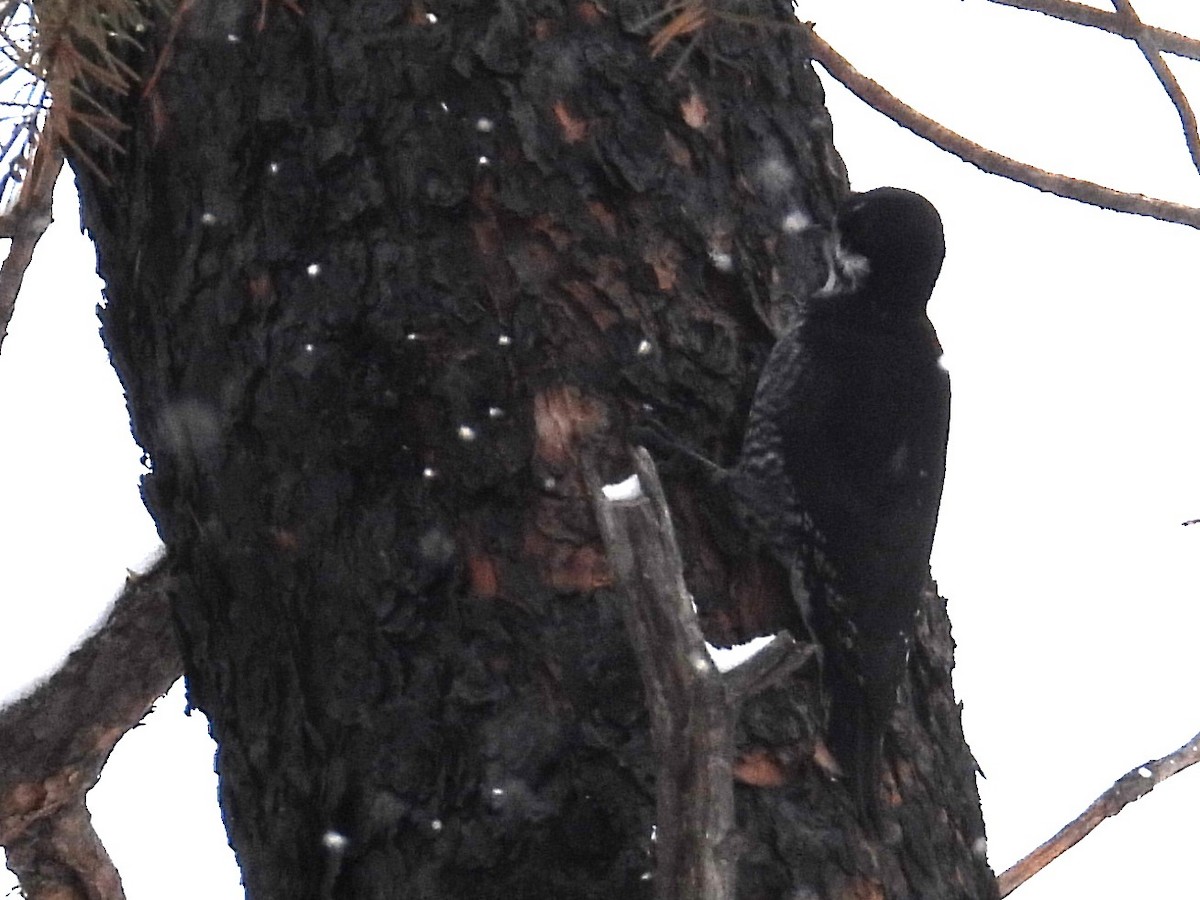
xmin=2 ymin=1 xmax=1199 ymax=896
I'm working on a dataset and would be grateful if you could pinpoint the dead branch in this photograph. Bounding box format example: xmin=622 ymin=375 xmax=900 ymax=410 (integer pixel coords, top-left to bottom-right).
xmin=4 ymin=802 xmax=124 ymax=900
xmin=587 ymin=450 xmax=738 ymax=900
xmin=1110 ymin=0 xmax=1200 ymax=175
xmin=0 ymin=106 xmax=62 ymax=355
xmin=997 ymin=728 xmax=1200 ymax=897
xmin=0 ymin=554 xmax=182 ymax=899
xmin=985 ymin=0 xmax=1200 ymax=62
xmin=803 ymin=25 xmax=1200 ymax=230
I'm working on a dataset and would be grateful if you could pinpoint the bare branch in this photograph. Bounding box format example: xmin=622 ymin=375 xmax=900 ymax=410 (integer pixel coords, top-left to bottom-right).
xmin=803 ymin=25 xmax=1200 ymax=230
xmin=997 ymin=729 xmax=1200 ymax=897
xmin=0 ymin=107 xmax=62 ymax=355
xmin=985 ymin=0 xmax=1200 ymax=62
xmin=5 ymin=802 xmax=125 ymax=900
xmin=587 ymin=451 xmax=738 ymax=900
xmin=1110 ymin=0 xmax=1200 ymax=175
xmin=0 ymin=555 xmax=182 ymax=899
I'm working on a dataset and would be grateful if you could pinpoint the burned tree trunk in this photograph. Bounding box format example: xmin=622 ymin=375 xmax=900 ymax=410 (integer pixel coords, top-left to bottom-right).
xmin=72 ymin=0 xmax=994 ymax=897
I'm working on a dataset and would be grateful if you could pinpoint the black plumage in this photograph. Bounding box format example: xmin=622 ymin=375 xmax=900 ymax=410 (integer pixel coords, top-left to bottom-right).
xmin=645 ymin=187 xmax=950 ymax=823
xmin=733 ymin=187 xmax=949 ymax=822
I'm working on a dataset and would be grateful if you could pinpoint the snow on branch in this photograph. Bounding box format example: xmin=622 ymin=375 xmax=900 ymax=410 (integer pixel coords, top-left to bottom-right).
xmin=587 ymin=447 xmax=813 ymax=900
xmin=588 ymin=448 xmax=738 ymax=900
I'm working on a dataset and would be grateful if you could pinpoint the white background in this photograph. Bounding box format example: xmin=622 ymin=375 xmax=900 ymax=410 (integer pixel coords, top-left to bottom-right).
xmin=2 ymin=1 xmax=1198 ymax=896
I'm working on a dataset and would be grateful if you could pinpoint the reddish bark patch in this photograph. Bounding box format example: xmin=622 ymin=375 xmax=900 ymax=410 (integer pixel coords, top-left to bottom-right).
xmin=531 ymin=213 xmax=573 ymax=250
xmin=644 ymin=240 xmax=681 ymax=292
xmin=466 ymin=552 xmax=500 ymax=598
xmin=845 ymin=877 xmax=887 ymax=900
xmin=247 ymin=271 xmax=273 ymax=303
xmin=680 ymin=92 xmax=708 ymax=129
xmin=523 ymin=527 xmax=611 ymax=592
xmin=532 ymin=385 xmax=608 ymax=468
xmin=575 ymin=1 xmax=603 ymax=24
xmin=561 ymin=279 xmax=620 ymax=330
xmin=733 ymin=750 xmax=787 ymax=787
xmin=663 ymin=130 xmax=693 ymax=169
xmin=552 ymin=100 xmax=589 ymax=144
xmin=586 ymin=200 xmax=618 ymax=237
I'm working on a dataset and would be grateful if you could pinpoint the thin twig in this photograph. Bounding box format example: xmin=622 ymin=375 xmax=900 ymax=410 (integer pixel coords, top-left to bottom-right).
xmin=1110 ymin=0 xmax=1200 ymax=175
xmin=587 ymin=451 xmax=738 ymax=900
xmin=803 ymin=25 xmax=1200 ymax=230
xmin=997 ymin=729 xmax=1200 ymax=897
xmin=985 ymin=0 xmax=1200 ymax=62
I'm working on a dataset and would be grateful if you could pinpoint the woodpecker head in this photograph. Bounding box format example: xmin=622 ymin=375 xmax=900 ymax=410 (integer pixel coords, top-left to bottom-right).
xmin=832 ymin=187 xmax=945 ymax=315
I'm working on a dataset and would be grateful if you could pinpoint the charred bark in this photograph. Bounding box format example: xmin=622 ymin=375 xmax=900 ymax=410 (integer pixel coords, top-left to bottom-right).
xmin=70 ymin=0 xmax=995 ymax=897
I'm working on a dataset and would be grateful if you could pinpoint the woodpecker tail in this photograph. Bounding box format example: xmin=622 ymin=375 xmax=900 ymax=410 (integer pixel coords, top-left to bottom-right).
xmin=825 ymin=676 xmax=886 ymax=829
xmin=824 ymin=628 xmax=909 ymax=831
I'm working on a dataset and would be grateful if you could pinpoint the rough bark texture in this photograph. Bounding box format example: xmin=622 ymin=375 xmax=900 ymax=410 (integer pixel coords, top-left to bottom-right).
xmin=70 ymin=0 xmax=995 ymax=897
xmin=0 ymin=557 xmax=179 ymax=900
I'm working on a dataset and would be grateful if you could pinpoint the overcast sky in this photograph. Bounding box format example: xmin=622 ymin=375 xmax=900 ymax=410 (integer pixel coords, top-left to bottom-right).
xmin=2 ymin=1 xmax=1199 ymax=896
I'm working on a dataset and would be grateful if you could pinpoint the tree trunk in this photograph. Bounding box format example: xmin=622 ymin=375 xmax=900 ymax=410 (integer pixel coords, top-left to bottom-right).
xmin=74 ymin=0 xmax=996 ymax=897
